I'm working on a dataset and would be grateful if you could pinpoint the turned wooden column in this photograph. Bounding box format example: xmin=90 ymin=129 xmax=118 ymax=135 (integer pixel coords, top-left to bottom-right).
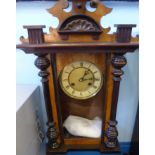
xmin=105 ymin=24 xmax=136 ymax=148
xmin=105 ymin=53 xmax=127 ymax=148
xmin=35 ymin=54 xmax=60 ymax=149
xmin=24 ymin=25 xmax=60 ymax=149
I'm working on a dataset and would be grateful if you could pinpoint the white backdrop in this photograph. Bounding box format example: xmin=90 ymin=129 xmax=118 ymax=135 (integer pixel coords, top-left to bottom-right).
xmin=16 ymin=1 xmax=139 ymax=142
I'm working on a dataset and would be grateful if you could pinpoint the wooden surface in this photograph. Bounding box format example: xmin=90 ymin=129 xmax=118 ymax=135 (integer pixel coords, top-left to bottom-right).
xmin=20 ymin=29 xmax=138 ymax=43
xmin=46 ymin=51 xmax=116 ymax=147
xmin=35 ymin=54 xmax=60 ymax=148
xmin=64 ymin=137 xmax=100 ymax=145
xmin=19 ymin=0 xmax=138 ymax=44
xmin=16 ymin=42 xmax=139 ymax=54
xmin=56 ymin=52 xmax=106 ymax=146
xmin=56 ymin=52 xmax=105 ymax=75
xmin=16 ymin=0 xmax=139 ymax=153
xmin=47 ymin=0 xmax=111 ymax=31
xmin=47 ymin=55 xmax=63 ymax=144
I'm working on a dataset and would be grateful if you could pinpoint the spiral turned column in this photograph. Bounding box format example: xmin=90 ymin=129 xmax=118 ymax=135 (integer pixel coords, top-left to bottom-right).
xmin=35 ymin=54 xmax=60 ymax=149
xmin=105 ymin=53 xmax=127 ymax=148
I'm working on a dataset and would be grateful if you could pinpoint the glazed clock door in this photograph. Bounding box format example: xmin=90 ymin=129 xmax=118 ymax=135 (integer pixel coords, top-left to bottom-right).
xmin=54 ymin=52 xmax=107 ymax=145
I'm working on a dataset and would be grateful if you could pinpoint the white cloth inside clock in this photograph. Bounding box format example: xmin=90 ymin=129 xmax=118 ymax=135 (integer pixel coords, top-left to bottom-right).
xmin=63 ymin=115 xmax=102 ymax=138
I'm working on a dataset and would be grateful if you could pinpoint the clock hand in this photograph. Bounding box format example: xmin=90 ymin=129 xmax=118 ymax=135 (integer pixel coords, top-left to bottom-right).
xmin=79 ymin=77 xmax=93 ymax=82
xmin=82 ymin=70 xmax=89 ymax=79
xmin=79 ymin=70 xmax=90 ymax=82
xmin=84 ymin=70 xmax=89 ymax=76
xmin=79 ymin=69 xmax=92 ymax=82
xmin=79 ymin=77 xmax=84 ymax=82
xmin=82 ymin=78 xmax=93 ymax=81
xmin=82 ymin=70 xmax=89 ymax=78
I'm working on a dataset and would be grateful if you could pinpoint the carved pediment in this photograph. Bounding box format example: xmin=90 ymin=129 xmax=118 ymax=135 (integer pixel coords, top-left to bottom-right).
xmin=58 ymin=15 xmax=102 ymax=34
xmin=63 ymin=19 xmax=96 ymax=31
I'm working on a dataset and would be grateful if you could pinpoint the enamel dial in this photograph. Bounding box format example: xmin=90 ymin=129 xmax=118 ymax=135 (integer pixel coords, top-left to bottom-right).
xmin=59 ymin=61 xmax=103 ymax=100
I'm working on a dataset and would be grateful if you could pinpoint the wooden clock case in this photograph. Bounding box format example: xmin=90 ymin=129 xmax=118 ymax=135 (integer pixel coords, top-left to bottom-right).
xmin=16 ymin=0 xmax=139 ymax=154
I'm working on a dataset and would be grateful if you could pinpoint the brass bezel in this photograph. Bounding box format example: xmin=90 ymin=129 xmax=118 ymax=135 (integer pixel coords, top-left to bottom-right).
xmin=59 ymin=61 xmax=103 ymax=100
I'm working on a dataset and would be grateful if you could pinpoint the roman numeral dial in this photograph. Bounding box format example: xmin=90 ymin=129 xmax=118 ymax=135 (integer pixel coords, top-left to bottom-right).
xmin=59 ymin=61 xmax=103 ymax=100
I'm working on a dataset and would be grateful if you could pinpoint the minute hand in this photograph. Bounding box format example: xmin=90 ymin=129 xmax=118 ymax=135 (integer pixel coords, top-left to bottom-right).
xmin=83 ymin=70 xmax=89 ymax=77
xmin=79 ymin=70 xmax=90 ymax=82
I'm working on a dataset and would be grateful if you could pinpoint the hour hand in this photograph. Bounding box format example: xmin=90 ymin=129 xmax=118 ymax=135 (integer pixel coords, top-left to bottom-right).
xmin=82 ymin=78 xmax=93 ymax=81
xmin=84 ymin=70 xmax=89 ymax=75
xmin=79 ymin=77 xmax=93 ymax=82
xmin=79 ymin=77 xmax=84 ymax=82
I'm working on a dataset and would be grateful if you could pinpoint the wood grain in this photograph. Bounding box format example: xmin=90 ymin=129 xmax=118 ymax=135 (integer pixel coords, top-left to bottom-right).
xmin=16 ymin=0 xmax=139 ymax=153
xmin=20 ymin=0 xmax=138 ymax=44
xmin=64 ymin=137 xmax=100 ymax=145
xmin=47 ymin=55 xmax=61 ymax=144
xmin=56 ymin=53 xmax=106 ymax=119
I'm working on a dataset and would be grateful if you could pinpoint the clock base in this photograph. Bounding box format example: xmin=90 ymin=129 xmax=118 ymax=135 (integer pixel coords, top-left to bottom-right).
xmin=46 ymin=143 xmax=120 ymax=155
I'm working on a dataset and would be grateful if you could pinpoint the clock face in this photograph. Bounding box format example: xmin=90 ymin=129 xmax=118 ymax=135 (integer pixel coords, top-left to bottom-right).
xmin=59 ymin=61 xmax=103 ymax=100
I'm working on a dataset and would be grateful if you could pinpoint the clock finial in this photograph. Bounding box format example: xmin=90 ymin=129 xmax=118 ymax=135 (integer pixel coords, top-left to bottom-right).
xmin=90 ymin=0 xmax=99 ymax=8
xmin=72 ymin=0 xmax=87 ymax=13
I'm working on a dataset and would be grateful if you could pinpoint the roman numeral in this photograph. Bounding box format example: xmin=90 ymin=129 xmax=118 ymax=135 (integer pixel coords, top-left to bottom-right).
xmin=71 ymin=64 xmax=75 ymax=69
xmin=65 ymin=85 xmax=70 ymax=89
xmin=94 ymin=78 xmax=100 ymax=81
xmin=88 ymin=91 xmax=91 ymax=94
xmin=88 ymin=64 xmax=91 ymax=68
xmin=65 ymin=71 xmax=69 ymax=74
xmin=93 ymin=85 xmax=97 ymax=89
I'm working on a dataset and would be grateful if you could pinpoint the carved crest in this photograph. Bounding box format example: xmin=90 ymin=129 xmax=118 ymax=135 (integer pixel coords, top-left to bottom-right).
xmin=47 ymin=0 xmax=112 ymax=39
xmin=58 ymin=15 xmax=102 ymax=34
xmin=63 ymin=19 xmax=97 ymax=31
xmin=19 ymin=0 xmax=138 ymax=43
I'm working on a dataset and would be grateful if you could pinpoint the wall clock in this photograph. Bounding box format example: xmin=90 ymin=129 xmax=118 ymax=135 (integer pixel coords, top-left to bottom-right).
xmin=16 ymin=0 xmax=139 ymax=154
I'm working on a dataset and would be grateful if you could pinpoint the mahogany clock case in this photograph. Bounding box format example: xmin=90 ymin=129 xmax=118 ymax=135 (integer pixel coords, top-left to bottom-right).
xmin=16 ymin=0 xmax=139 ymax=154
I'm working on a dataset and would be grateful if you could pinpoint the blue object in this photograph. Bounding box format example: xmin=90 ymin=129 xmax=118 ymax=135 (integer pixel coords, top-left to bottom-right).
xmin=16 ymin=0 xmax=139 ymax=2
xmin=67 ymin=151 xmax=122 ymax=155
xmin=65 ymin=142 xmax=131 ymax=155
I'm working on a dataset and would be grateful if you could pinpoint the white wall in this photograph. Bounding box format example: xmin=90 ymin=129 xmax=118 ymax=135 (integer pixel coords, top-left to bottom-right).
xmin=16 ymin=1 xmax=139 ymax=142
